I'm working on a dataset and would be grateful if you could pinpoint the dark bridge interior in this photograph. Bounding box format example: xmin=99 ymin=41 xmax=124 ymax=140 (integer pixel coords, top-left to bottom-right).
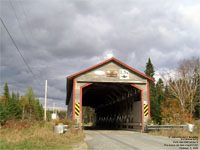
xmin=82 ymin=83 xmax=142 ymax=130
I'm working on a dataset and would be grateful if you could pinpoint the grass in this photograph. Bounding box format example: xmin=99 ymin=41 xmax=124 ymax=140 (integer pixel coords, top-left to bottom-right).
xmin=148 ymin=120 xmax=200 ymax=141
xmin=0 ymin=121 xmax=84 ymax=150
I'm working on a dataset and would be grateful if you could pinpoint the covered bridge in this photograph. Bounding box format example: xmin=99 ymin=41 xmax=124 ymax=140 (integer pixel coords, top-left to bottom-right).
xmin=66 ymin=57 xmax=154 ymax=131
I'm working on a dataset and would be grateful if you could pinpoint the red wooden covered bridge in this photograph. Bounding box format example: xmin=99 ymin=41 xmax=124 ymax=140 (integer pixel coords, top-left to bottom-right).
xmin=66 ymin=57 xmax=154 ymax=131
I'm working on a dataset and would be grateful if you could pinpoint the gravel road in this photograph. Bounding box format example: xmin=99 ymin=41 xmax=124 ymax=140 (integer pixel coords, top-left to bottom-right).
xmin=84 ymin=130 xmax=199 ymax=150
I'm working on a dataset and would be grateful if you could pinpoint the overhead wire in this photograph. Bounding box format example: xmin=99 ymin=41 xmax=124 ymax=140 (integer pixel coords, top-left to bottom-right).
xmin=1 ymin=1 xmax=59 ymax=105
xmin=0 ymin=17 xmax=42 ymax=87
xmin=19 ymin=0 xmax=35 ymax=43
xmin=18 ymin=1 xmax=64 ymax=85
xmin=7 ymin=0 xmax=44 ymax=87
xmin=12 ymin=0 xmax=53 ymax=86
xmin=8 ymin=0 xmax=33 ymax=52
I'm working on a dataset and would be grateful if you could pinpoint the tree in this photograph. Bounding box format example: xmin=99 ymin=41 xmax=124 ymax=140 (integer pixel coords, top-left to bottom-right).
xmin=164 ymin=84 xmax=171 ymax=99
xmin=168 ymin=57 xmax=200 ymax=118
xmin=20 ymin=96 xmax=28 ymax=120
xmin=24 ymin=87 xmax=44 ymax=120
xmin=7 ymin=92 xmax=22 ymax=119
xmin=33 ymin=99 xmax=44 ymax=120
xmin=161 ymin=99 xmax=183 ymax=124
xmin=194 ymin=72 xmax=200 ymax=119
xmin=152 ymin=78 xmax=166 ymax=123
xmin=16 ymin=92 xmax=20 ymax=101
xmin=144 ymin=58 xmax=156 ymax=99
xmin=3 ymin=83 xmax=10 ymax=104
xmin=0 ymin=101 xmax=9 ymax=125
xmin=161 ymin=98 xmax=194 ymax=124
xmin=156 ymin=78 xmax=166 ymax=104
xmin=144 ymin=58 xmax=159 ymax=123
xmin=0 ymin=83 xmax=44 ymax=122
xmin=145 ymin=58 xmax=155 ymax=78
xmin=26 ymin=87 xmax=35 ymax=120
xmin=46 ymin=110 xmax=51 ymax=121
xmin=26 ymin=87 xmax=35 ymax=102
xmin=0 ymin=96 xmax=7 ymax=105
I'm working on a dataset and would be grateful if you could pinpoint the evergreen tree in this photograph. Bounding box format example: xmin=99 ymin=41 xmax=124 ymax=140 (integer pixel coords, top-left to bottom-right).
xmin=0 ymin=83 xmax=44 ymax=122
xmin=0 ymin=83 xmax=10 ymax=123
xmin=3 ymin=83 xmax=10 ymax=103
xmin=34 ymin=99 xmax=44 ymax=120
xmin=7 ymin=92 xmax=22 ymax=119
xmin=16 ymin=92 xmax=20 ymax=101
xmin=39 ymin=103 xmax=44 ymax=120
xmin=144 ymin=58 xmax=157 ymax=122
xmin=0 ymin=100 xmax=9 ymax=125
xmin=154 ymin=78 xmax=166 ymax=123
xmin=145 ymin=58 xmax=155 ymax=79
xmin=145 ymin=58 xmax=156 ymax=99
xmin=156 ymin=78 xmax=166 ymax=104
xmin=144 ymin=58 xmax=165 ymax=124
xmin=46 ymin=110 xmax=51 ymax=121
xmin=24 ymin=87 xmax=44 ymax=120
xmin=25 ymin=87 xmax=35 ymax=120
xmin=26 ymin=87 xmax=35 ymax=102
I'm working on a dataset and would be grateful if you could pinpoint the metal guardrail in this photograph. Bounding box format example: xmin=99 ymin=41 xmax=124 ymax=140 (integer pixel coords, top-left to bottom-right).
xmin=146 ymin=125 xmax=188 ymax=130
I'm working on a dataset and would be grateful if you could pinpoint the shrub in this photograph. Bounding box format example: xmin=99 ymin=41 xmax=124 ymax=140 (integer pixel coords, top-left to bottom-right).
xmin=54 ymin=119 xmax=76 ymax=127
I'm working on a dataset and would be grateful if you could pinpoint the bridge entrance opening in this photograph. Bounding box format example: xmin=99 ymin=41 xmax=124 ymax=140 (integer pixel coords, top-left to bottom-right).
xmin=82 ymin=83 xmax=142 ymax=130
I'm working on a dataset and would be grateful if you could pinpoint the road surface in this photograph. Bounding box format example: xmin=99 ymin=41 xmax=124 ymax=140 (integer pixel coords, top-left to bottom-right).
xmin=84 ymin=130 xmax=199 ymax=150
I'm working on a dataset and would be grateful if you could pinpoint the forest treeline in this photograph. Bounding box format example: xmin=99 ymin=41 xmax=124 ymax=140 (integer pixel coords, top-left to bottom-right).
xmin=145 ymin=57 xmax=200 ymax=124
xmin=0 ymin=84 xmax=44 ymax=125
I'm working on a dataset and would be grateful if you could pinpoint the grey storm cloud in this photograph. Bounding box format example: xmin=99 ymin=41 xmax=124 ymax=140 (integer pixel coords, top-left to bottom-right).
xmin=1 ymin=0 xmax=200 ymax=109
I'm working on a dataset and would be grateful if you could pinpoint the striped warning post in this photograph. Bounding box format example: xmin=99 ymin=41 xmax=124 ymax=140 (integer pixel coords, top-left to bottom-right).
xmin=75 ymin=102 xmax=80 ymax=116
xmin=144 ymin=104 xmax=148 ymax=116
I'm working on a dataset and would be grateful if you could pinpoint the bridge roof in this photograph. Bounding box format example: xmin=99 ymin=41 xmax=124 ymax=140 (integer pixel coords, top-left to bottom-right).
xmin=67 ymin=57 xmax=154 ymax=81
xmin=66 ymin=57 xmax=154 ymax=104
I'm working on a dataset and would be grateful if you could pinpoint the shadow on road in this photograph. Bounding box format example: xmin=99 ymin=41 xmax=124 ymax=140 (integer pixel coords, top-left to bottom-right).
xmin=83 ymin=126 xmax=121 ymax=130
xmin=83 ymin=126 xmax=141 ymax=132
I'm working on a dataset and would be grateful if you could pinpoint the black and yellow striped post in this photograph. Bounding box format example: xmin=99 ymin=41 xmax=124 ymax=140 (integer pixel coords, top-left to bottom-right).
xmin=75 ymin=102 xmax=80 ymax=116
xmin=144 ymin=104 xmax=148 ymax=117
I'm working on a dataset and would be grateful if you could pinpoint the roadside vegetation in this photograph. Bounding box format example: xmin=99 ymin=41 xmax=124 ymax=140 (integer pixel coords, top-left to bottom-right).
xmin=0 ymin=84 xmax=84 ymax=150
xmin=0 ymin=84 xmax=44 ymax=126
xmin=0 ymin=120 xmax=84 ymax=150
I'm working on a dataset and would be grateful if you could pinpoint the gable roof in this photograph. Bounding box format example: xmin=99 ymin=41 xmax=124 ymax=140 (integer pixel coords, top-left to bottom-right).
xmin=66 ymin=57 xmax=154 ymax=105
xmin=67 ymin=57 xmax=154 ymax=81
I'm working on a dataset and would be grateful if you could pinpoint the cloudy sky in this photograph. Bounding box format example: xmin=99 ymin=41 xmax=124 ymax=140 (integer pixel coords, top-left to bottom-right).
xmin=1 ymin=0 xmax=200 ymax=110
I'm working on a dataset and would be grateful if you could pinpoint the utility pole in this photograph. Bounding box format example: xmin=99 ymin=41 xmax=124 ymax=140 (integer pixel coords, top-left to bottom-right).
xmin=44 ymin=80 xmax=47 ymax=121
xmin=53 ymin=102 xmax=55 ymax=113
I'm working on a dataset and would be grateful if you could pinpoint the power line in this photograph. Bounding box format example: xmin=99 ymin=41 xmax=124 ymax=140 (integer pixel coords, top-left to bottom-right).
xmin=19 ymin=0 xmax=35 ymax=39
xmin=5 ymin=0 xmax=43 ymax=87
xmin=8 ymin=0 xmax=32 ymax=51
xmin=0 ymin=17 xmax=41 ymax=86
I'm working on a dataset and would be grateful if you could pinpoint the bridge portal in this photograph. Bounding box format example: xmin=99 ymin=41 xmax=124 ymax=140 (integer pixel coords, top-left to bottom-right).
xmin=66 ymin=57 xmax=154 ymax=131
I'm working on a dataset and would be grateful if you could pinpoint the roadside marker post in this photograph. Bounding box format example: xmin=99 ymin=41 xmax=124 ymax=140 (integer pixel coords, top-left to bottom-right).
xmin=75 ymin=102 xmax=80 ymax=116
xmin=144 ymin=104 xmax=148 ymax=117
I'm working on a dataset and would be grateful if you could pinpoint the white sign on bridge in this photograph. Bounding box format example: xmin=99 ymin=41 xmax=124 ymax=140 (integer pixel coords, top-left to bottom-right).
xmin=119 ymin=69 xmax=129 ymax=79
